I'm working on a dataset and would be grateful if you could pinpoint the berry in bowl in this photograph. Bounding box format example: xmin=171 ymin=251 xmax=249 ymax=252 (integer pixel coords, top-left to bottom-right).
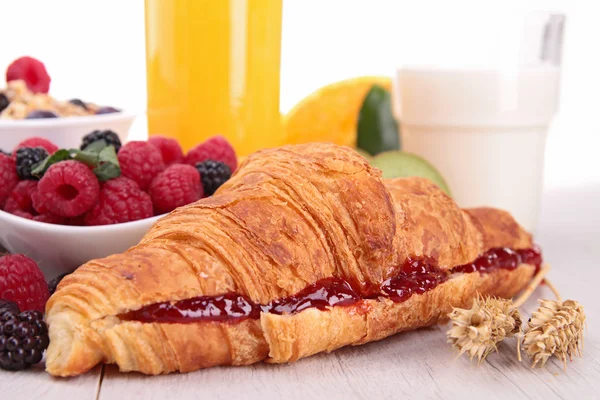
xmin=0 ymin=133 xmax=237 ymax=278
xmin=0 ymin=56 xmax=134 ymax=151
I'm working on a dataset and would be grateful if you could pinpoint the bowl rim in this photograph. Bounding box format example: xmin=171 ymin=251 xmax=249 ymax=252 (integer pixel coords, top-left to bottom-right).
xmin=0 ymin=208 xmax=165 ymax=233
xmin=0 ymin=110 xmax=137 ymax=129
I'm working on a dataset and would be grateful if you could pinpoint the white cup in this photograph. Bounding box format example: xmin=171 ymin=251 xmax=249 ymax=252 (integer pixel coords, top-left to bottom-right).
xmin=393 ymin=14 xmax=564 ymax=232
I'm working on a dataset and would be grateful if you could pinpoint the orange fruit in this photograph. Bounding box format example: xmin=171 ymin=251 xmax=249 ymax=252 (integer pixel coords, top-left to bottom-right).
xmin=283 ymin=76 xmax=392 ymax=147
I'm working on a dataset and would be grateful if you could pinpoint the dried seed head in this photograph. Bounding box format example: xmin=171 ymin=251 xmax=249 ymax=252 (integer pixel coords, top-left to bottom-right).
xmin=447 ymin=297 xmax=522 ymax=363
xmin=522 ymin=299 xmax=586 ymax=368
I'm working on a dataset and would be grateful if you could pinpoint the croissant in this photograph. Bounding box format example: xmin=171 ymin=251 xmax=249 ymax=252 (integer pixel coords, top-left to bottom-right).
xmin=45 ymin=143 xmax=541 ymax=376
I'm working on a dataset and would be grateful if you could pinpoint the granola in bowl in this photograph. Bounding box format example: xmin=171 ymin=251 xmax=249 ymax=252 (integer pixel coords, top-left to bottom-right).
xmin=0 ymin=56 xmax=120 ymax=120
xmin=0 ymin=80 xmax=101 ymax=120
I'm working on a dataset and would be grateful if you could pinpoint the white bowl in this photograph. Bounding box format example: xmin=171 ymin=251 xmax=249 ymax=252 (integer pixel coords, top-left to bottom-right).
xmin=0 ymin=210 xmax=163 ymax=279
xmin=0 ymin=111 xmax=136 ymax=152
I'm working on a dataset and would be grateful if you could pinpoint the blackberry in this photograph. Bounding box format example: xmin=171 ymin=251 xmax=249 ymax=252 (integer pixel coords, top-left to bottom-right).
xmin=0 ymin=305 xmax=49 ymax=371
xmin=68 ymin=98 xmax=88 ymax=110
xmin=0 ymin=300 xmax=19 ymax=316
xmin=95 ymin=106 xmax=120 ymax=115
xmin=80 ymin=130 xmax=122 ymax=153
xmin=25 ymin=110 xmax=58 ymax=119
xmin=0 ymin=94 xmax=9 ymax=114
xmin=48 ymin=273 xmax=70 ymax=295
xmin=15 ymin=147 xmax=48 ymax=180
xmin=195 ymin=160 xmax=232 ymax=196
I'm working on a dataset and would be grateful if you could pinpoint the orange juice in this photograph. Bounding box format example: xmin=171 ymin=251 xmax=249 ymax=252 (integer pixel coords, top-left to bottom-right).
xmin=144 ymin=0 xmax=283 ymax=155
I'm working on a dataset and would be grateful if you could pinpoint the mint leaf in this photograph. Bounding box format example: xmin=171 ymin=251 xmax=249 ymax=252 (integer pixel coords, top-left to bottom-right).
xmin=71 ymin=150 xmax=99 ymax=167
xmin=94 ymin=162 xmax=120 ymax=182
xmin=98 ymin=145 xmax=119 ymax=165
xmin=29 ymin=142 xmax=120 ymax=181
xmin=83 ymin=139 xmax=108 ymax=154
xmin=31 ymin=149 xmax=72 ymax=178
xmin=93 ymin=145 xmax=120 ymax=182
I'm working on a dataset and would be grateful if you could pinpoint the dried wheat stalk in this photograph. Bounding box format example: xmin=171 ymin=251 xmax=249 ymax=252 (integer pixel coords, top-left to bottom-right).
xmin=447 ymin=264 xmax=550 ymax=363
xmin=446 ymin=263 xmax=587 ymax=368
xmin=447 ymin=296 xmax=522 ymax=363
xmin=522 ymin=299 xmax=586 ymax=368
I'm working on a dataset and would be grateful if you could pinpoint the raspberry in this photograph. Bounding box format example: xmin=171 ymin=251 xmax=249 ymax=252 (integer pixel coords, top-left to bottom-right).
xmin=4 ymin=158 xmax=67 ymax=224
xmin=8 ymin=210 xmax=35 ymax=220
xmin=64 ymin=215 xmax=86 ymax=226
xmin=149 ymin=164 xmax=202 ymax=214
xmin=0 ymin=154 xmax=18 ymax=209
xmin=33 ymin=161 xmax=100 ymax=217
xmin=118 ymin=141 xmax=165 ymax=190
xmin=13 ymin=137 xmax=58 ymax=155
xmin=33 ymin=213 xmax=64 ymax=224
xmin=4 ymin=181 xmax=38 ymax=215
xmin=80 ymin=130 xmax=122 ymax=153
xmin=195 ymin=160 xmax=232 ymax=196
xmin=84 ymin=177 xmax=153 ymax=226
xmin=9 ymin=210 xmax=64 ymax=225
xmin=6 ymin=57 xmax=51 ymax=94
xmin=0 ymin=254 xmax=49 ymax=312
xmin=104 ymin=175 xmax=138 ymax=190
xmin=185 ymin=136 xmax=237 ymax=172
xmin=15 ymin=147 xmax=48 ymax=180
xmin=0 ymin=307 xmax=49 ymax=371
xmin=148 ymin=136 xmax=184 ymax=166
xmin=8 ymin=210 xmax=32 ymax=219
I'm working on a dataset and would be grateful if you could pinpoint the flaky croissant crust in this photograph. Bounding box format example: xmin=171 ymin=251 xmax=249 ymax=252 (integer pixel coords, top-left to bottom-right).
xmin=46 ymin=143 xmax=534 ymax=376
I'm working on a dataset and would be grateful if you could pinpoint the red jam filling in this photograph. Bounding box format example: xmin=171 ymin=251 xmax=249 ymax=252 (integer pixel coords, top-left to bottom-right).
xmin=121 ymin=247 xmax=542 ymax=324
xmin=377 ymin=257 xmax=447 ymax=302
xmin=121 ymin=293 xmax=261 ymax=323
xmin=451 ymin=246 xmax=542 ymax=275
xmin=263 ymin=278 xmax=360 ymax=315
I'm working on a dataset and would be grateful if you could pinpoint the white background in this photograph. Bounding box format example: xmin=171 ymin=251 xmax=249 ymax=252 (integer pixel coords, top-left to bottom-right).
xmin=0 ymin=3 xmax=599 ymax=397
xmin=0 ymin=0 xmax=598 ymax=190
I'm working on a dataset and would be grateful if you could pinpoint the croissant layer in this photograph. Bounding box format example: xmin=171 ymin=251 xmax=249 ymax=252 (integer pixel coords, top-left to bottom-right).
xmin=46 ymin=143 xmax=535 ymax=376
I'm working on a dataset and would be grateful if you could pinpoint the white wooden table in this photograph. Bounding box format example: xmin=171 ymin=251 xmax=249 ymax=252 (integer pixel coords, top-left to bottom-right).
xmin=2 ymin=184 xmax=599 ymax=400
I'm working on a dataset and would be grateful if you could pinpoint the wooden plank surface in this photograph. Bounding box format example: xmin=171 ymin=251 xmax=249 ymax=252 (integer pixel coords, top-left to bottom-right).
xmin=1 ymin=186 xmax=598 ymax=399
xmin=0 ymin=365 xmax=102 ymax=400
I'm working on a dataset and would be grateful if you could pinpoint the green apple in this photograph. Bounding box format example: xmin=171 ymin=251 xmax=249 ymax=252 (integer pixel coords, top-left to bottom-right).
xmin=370 ymin=151 xmax=451 ymax=196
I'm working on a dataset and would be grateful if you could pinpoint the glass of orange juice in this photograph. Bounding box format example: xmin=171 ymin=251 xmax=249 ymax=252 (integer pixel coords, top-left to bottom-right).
xmin=144 ymin=0 xmax=283 ymax=156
